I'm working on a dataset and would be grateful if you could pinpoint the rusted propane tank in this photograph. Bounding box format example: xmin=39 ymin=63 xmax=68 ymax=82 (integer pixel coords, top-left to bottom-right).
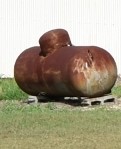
xmin=36 ymin=46 xmax=117 ymax=97
xmin=14 ymin=46 xmax=117 ymax=97
xmin=14 ymin=46 xmax=42 ymax=95
xmin=39 ymin=28 xmax=72 ymax=56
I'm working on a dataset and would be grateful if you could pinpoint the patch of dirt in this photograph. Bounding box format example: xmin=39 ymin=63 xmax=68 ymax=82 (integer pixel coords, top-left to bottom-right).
xmin=1 ymin=97 xmax=121 ymax=111
xmin=22 ymin=95 xmax=121 ymax=111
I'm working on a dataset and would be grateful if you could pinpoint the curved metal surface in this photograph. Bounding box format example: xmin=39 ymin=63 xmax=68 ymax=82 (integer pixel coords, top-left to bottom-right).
xmin=14 ymin=46 xmax=42 ymax=95
xmin=39 ymin=29 xmax=72 ymax=56
xmin=14 ymin=45 xmax=117 ymax=97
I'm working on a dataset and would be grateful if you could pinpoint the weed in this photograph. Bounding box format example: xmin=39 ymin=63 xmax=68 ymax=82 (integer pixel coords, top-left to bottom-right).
xmin=112 ymin=86 xmax=121 ymax=97
xmin=46 ymin=102 xmax=57 ymax=110
xmin=0 ymin=78 xmax=28 ymax=100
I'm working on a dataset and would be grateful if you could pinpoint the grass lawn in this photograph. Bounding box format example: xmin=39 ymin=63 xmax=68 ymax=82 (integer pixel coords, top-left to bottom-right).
xmin=0 ymin=101 xmax=121 ymax=149
xmin=0 ymin=78 xmax=121 ymax=149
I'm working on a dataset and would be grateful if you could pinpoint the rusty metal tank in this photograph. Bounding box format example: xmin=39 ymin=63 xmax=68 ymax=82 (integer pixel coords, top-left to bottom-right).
xmin=14 ymin=45 xmax=117 ymax=97
xmin=39 ymin=28 xmax=72 ymax=56
xmin=14 ymin=46 xmax=42 ymax=95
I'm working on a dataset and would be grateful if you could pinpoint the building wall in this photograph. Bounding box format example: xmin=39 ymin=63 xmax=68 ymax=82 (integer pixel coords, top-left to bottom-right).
xmin=0 ymin=0 xmax=121 ymax=77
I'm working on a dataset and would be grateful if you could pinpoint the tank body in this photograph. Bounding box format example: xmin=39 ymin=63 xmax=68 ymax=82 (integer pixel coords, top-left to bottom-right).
xmin=14 ymin=46 xmax=117 ymax=97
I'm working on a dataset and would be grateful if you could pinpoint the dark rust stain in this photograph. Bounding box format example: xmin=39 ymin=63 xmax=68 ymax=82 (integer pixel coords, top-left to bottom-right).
xmin=87 ymin=49 xmax=93 ymax=67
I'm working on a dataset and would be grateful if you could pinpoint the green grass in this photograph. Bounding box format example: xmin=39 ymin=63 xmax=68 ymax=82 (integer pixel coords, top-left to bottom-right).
xmin=0 ymin=78 xmax=28 ymax=100
xmin=112 ymin=85 xmax=121 ymax=97
xmin=0 ymin=102 xmax=121 ymax=149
